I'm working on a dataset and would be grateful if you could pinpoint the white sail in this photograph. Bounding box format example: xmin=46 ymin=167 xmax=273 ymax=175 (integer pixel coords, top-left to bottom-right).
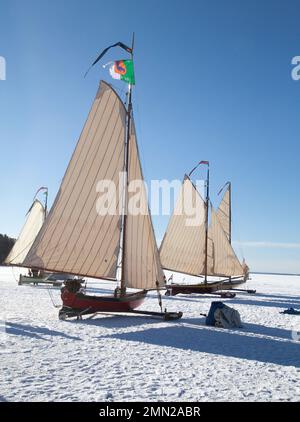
xmin=5 ymin=200 xmax=45 ymax=265
xmin=23 ymin=82 xmax=126 ymax=279
xmin=22 ymin=81 xmax=164 ymax=290
xmin=160 ymin=177 xmax=244 ymax=277
xmin=159 ymin=176 xmax=207 ymax=276
xmin=124 ymin=123 xmax=165 ymax=289
xmin=207 ymin=207 xmax=244 ymax=277
xmin=216 ymin=184 xmax=230 ymax=240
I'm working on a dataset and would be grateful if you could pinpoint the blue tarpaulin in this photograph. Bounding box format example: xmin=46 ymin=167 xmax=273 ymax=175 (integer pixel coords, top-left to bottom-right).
xmin=205 ymin=301 xmax=225 ymax=326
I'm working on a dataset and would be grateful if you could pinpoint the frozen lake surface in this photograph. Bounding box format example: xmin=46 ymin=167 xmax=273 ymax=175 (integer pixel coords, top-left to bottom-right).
xmin=0 ymin=267 xmax=299 ymax=401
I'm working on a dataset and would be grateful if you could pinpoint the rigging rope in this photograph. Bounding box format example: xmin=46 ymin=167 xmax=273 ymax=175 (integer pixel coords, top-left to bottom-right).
xmin=11 ymin=266 xmax=19 ymax=283
xmin=46 ymin=287 xmax=61 ymax=309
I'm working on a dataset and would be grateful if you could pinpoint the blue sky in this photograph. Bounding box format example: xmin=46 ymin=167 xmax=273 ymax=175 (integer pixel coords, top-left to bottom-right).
xmin=0 ymin=0 xmax=300 ymax=273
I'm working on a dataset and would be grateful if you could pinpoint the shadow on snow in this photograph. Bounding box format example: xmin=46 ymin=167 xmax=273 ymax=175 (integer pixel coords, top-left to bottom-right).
xmin=68 ymin=313 xmax=167 ymax=329
xmin=5 ymin=322 xmax=81 ymax=341
xmin=100 ymin=318 xmax=300 ymax=368
xmin=229 ymin=297 xmax=300 ymax=310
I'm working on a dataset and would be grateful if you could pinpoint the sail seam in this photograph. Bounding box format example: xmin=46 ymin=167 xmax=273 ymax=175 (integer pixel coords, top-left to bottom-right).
xmin=80 ymin=145 xmax=124 ymax=276
xmin=43 ymin=93 xmax=117 ymax=266
xmin=62 ymin=113 xmax=123 ymax=271
xmin=42 ymin=123 xmax=124 ymax=275
xmin=30 ymin=88 xmax=112 ymax=259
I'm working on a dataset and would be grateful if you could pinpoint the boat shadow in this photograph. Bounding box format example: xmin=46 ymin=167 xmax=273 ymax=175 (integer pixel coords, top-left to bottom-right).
xmin=243 ymin=322 xmax=294 ymax=340
xmin=250 ymin=292 xmax=300 ymax=302
xmin=231 ymin=290 xmax=300 ymax=301
xmin=138 ymin=292 xmax=300 ymax=310
xmin=186 ymin=317 xmax=294 ymax=340
xmin=100 ymin=319 xmax=300 ymax=368
xmin=69 ymin=313 xmax=165 ymax=329
xmin=5 ymin=322 xmax=81 ymax=341
xmin=228 ymin=297 xmax=300 ymax=309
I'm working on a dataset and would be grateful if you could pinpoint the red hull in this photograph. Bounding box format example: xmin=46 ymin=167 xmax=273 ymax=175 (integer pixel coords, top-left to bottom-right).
xmin=61 ymin=288 xmax=147 ymax=313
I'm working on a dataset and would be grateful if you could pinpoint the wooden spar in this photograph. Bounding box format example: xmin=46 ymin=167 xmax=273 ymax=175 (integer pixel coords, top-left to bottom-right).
xmin=162 ymin=267 xmax=205 ymax=279
xmin=44 ymin=188 xmax=48 ymax=218
xmin=7 ymin=262 xmax=118 ymax=283
xmin=218 ymin=181 xmax=231 ymax=282
xmin=204 ymin=165 xmax=209 ymax=284
xmin=120 ymin=33 xmax=135 ymax=295
xmin=228 ymin=182 xmax=232 ymax=283
xmin=128 ymin=309 xmax=183 ymax=320
xmin=188 ymin=160 xmax=210 ymax=284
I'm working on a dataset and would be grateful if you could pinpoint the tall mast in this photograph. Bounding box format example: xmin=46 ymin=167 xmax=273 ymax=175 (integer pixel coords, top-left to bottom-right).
xmin=120 ymin=33 xmax=135 ymax=295
xmin=228 ymin=182 xmax=232 ymax=244
xmin=228 ymin=181 xmax=232 ymax=283
xmin=188 ymin=160 xmax=210 ymax=284
xmin=204 ymin=166 xmax=209 ymax=284
xmin=217 ymin=180 xmax=231 ymax=282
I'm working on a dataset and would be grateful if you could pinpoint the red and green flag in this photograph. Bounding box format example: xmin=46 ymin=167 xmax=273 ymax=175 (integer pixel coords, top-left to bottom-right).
xmin=109 ymin=60 xmax=135 ymax=85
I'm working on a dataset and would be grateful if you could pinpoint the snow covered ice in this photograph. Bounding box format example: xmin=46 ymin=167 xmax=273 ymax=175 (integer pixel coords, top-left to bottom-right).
xmin=0 ymin=267 xmax=299 ymax=402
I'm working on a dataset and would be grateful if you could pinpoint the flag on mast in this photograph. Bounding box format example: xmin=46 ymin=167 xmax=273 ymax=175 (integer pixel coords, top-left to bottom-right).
xmin=109 ymin=60 xmax=135 ymax=85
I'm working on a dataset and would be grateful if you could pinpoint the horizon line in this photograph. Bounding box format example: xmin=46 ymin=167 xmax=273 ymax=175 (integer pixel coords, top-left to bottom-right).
xmin=233 ymin=241 xmax=300 ymax=249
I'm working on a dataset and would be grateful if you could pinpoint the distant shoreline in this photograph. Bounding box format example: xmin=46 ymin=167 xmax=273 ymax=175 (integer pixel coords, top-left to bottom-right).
xmin=251 ymin=271 xmax=300 ymax=277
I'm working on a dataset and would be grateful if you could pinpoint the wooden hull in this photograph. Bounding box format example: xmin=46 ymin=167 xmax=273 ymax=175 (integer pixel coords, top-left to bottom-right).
xmin=60 ymin=288 xmax=147 ymax=314
xmin=219 ymin=278 xmax=256 ymax=294
xmin=19 ymin=275 xmax=62 ymax=287
xmin=165 ymin=282 xmax=223 ymax=296
xmin=219 ymin=278 xmax=246 ymax=290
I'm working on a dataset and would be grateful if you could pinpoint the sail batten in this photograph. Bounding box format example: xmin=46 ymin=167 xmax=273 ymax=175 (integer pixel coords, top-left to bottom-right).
xmin=23 ymin=82 xmax=126 ymax=280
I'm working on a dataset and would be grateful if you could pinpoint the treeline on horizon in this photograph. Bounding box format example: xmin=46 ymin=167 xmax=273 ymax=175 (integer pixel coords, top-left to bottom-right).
xmin=0 ymin=234 xmax=15 ymax=264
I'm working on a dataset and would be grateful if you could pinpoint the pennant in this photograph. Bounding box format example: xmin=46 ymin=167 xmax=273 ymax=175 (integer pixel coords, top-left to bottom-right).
xmin=85 ymin=42 xmax=132 ymax=77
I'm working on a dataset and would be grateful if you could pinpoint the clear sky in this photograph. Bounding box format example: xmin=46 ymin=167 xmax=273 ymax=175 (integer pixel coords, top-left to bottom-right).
xmin=0 ymin=0 xmax=300 ymax=273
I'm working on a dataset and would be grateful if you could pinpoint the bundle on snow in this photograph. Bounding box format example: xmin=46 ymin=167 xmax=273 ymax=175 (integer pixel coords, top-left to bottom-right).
xmin=205 ymin=301 xmax=242 ymax=328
